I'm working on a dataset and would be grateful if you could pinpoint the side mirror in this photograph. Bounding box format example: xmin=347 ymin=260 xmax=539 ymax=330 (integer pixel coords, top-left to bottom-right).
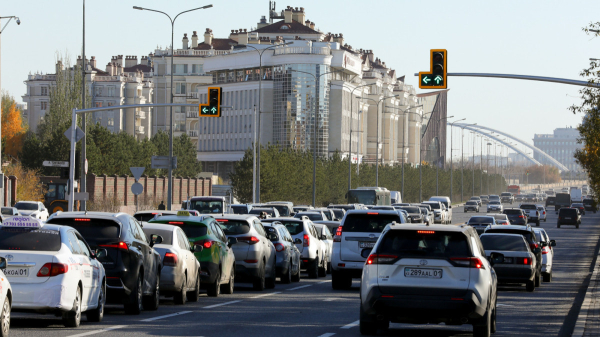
xmin=150 ymin=234 xmax=163 ymax=247
xmin=194 ymin=244 xmax=204 ymax=252
xmin=95 ymin=248 xmax=108 ymax=259
xmin=228 ymin=237 xmax=238 ymax=248
xmin=489 ymin=252 xmax=504 ymax=266
xmin=0 ymin=257 xmax=6 ymax=269
xmin=540 ymin=241 xmax=548 ymax=247
xmin=550 ymin=240 xmax=556 ymax=247
xmin=294 ymin=238 xmax=302 ymax=244
xmin=267 ymin=233 xmax=277 ymax=241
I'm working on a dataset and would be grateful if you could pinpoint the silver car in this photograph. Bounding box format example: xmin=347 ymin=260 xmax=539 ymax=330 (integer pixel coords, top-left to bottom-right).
xmin=312 ymin=223 xmax=333 ymax=273
xmin=262 ymin=222 xmax=301 ymax=283
xmin=141 ymin=222 xmax=201 ymax=304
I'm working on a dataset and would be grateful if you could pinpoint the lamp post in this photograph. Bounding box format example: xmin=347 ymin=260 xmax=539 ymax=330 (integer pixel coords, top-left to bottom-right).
xmin=472 ymin=132 xmax=477 ymax=197
xmin=435 ymin=116 xmax=453 ymax=194
xmin=486 ymin=141 xmax=492 ymax=195
xmin=230 ymin=42 xmax=292 ymax=203
xmin=448 ymin=118 xmax=465 ymax=200
xmin=460 ymin=123 xmax=476 ymax=202
xmin=133 ymin=4 xmax=213 ymax=211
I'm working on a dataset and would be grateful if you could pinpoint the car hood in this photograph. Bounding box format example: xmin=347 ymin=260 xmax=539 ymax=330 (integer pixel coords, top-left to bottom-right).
xmin=18 ymin=210 xmax=35 ymax=215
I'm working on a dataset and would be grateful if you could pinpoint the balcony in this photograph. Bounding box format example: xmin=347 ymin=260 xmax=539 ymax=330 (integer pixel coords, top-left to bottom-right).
xmin=187 ymin=111 xmax=199 ymax=119
xmin=187 ymin=92 xmax=199 ymax=99
xmin=136 ymin=126 xmax=145 ymax=134
xmin=273 ymin=46 xmax=330 ymax=56
xmin=187 ymin=130 xmax=198 ymax=137
xmin=173 ymin=49 xmax=230 ymax=57
xmin=363 ymin=71 xmax=382 ymax=79
xmin=137 ymin=111 xmax=146 ymax=119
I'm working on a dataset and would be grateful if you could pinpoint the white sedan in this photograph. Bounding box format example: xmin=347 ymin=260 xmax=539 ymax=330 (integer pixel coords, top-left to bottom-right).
xmin=534 ymin=227 xmax=556 ymax=282
xmin=0 ymin=256 xmax=12 ymax=336
xmin=13 ymin=201 xmax=48 ymax=221
xmin=0 ymin=217 xmax=105 ymax=327
xmin=486 ymin=201 xmax=504 ymax=213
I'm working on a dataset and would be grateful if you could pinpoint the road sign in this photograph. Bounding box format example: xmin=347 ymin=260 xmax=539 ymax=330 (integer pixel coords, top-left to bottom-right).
xmin=130 ymin=167 xmax=145 ymax=181
xmin=419 ymin=49 xmax=447 ymax=89
xmin=64 ymin=126 xmax=85 ymax=143
xmin=199 ymin=87 xmax=222 ymax=117
xmin=73 ymin=192 xmax=89 ymax=201
xmin=131 ymin=182 xmax=144 ymax=196
xmin=151 ymin=156 xmax=177 ymax=169
xmin=43 ymin=161 xmax=69 ymax=168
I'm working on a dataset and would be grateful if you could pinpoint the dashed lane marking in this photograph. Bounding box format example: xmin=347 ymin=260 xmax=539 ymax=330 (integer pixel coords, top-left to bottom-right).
xmin=323 ymin=298 xmax=336 ymax=301
xmin=141 ymin=311 xmax=192 ymax=322
xmin=288 ymin=284 xmax=312 ymax=291
xmin=318 ymin=333 xmax=336 ymax=337
xmin=203 ymin=300 xmax=242 ymax=309
xmin=497 ymin=304 xmax=514 ymax=307
xmin=250 ymin=291 xmax=282 ymax=299
xmin=67 ymin=325 xmax=128 ymax=337
xmin=340 ymin=320 xmax=360 ymax=329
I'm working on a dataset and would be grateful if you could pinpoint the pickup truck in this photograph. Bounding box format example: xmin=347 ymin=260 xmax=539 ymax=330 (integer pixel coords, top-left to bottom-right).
xmin=520 ymin=203 xmax=540 ymax=226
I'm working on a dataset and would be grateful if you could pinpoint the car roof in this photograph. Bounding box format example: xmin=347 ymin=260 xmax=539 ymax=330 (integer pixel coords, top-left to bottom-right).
xmin=487 ymin=224 xmax=531 ymax=231
xmin=150 ymin=214 xmax=213 ymax=222
xmin=134 ymin=210 xmax=178 ymax=215
xmin=50 ymin=211 xmax=130 ymax=223
xmin=480 ymin=233 xmax=525 ymax=238
xmin=313 ymin=220 xmax=340 ymax=224
xmin=296 ymin=211 xmax=321 ymax=214
xmin=387 ymin=223 xmax=467 ymax=233
xmin=142 ymin=222 xmax=176 ymax=231
xmin=345 ymin=210 xmax=400 ymax=215
xmin=212 ymin=214 xmax=258 ymax=221
xmin=262 ymin=217 xmax=303 ymax=223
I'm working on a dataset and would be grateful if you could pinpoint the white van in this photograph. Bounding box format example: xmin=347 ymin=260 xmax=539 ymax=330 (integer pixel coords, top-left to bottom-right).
xmin=428 ymin=196 xmax=453 ymax=223
xmin=390 ymin=191 xmax=402 ymax=204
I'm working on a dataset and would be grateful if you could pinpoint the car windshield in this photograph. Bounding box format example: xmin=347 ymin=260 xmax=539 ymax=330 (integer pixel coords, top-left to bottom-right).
xmin=0 ymin=227 xmax=61 ymax=251
xmin=216 ymin=219 xmax=251 ymax=235
xmin=377 ymin=230 xmax=470 ymax=258
xmin=490 ymin=201 xmax=500 ymax=205
xmin=468 ymin=217 xmax=495 ymax=224
xmin=503 ymin=209 xmax=522 ymax=215
xmin=141 ymin=228 xmax=173 ymax=245
xmin=480 ymin=235 xmax=528 ymax=251
xmin=231 ymin=205 xmax=249 ymax=214
xmin=470 ymin=197 xmax=480 ymax=200
xmin=501 ymin=193 xmax=511 ymax=196
xmin=466 ymin=201 xmax=477 ymax=205
xmin=189 ymin=199 xmax=224 ymax=214
xmin=294 ymin=213 xmax=322 ymax=221
xmin=399 ymin=206 xmax=420 ymax=213
xmin=520 ymin=204 xmax=536 ymax=209
xmin=263 ymin=220 xmax=304 ymax=235
xmin=342 ymin=213 xmax=400 ymax=233
xmin=14 ymin=202 xmax=38 ymax=211
xmin=425 ymin=203 xmax=440 ymax=210
xmin=47 ymin=218 xmax=121 ymax=248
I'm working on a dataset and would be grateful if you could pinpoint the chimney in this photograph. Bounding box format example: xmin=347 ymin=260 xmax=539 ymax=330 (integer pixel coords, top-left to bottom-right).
xmin=284 ymin=6 xmax=293 ymax=23
xmin=257 ymin=15 xmax=268 ymax=29
xmin=106 ymin=62 xmax=114 ymax=76
xmin=89 ymin=56 xmax=96 ymax=69
xmin=125 ymin=56 xmax=137 ymax=68
xmin=229 ymin=29 xmax=239 ymax=42
xmin=333 ymin=33 xmax=344 ymax=46
xmin=114 ymin=55 xmax=123 ymax=67
xmin=191 ymin=31 xmax=198 ymax=48
xmin=238 ymin=29 xmax=249 ymax=45
xmin=204 ymin=28 xmax=213 ymax=45
xmin=182 ymin=33 xmax=189 ymax=50
xmin=55 ymin=60 xmax=63 ymax=74
xmin=292 ymin=7 xmax=305 ymax=23
xmin=76 ymin=55 xmax=83 ymax=68
xmin=310 ymin=21 xmax=315 ymax=30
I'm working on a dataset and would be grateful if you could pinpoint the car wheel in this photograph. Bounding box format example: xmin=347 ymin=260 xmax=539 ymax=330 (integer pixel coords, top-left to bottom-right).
xmin=143 ymin=274 xmax=160 ymax=310
xmin=332 ymin=269 xmax=352 ymax=290
xmin=291 ymin=260 xmax=301 ymax=282
xmin=536 ymin=221 xmax=540 ymax=227
xmin=188 ymin=273 xmax=201 ymax=301
xmin=63 ymin=286 xmax=82 ymax=327
xmin=266 ymin=260 xmax=276 ymax=289
xmin=359 ymin=304 xmax=378 ymax=336
xmin=308 ymin=258 xmax=319 ymax=279
xmin=557 ymin=224 xmax=561 ymax=228
xmin=544 ymin=219 xmax=546 ymax=222
xmin=281 ymin=260 xmax=292 ymax=284
xmin=174 ymin=275 xmax=187 ymax=305
xmin=318 ymin=257 xmax=327 ymax=277
xmin=490 ymin=302 xmax=497 ymax=333
xmin=327 ymin=261 xmax=332 ymax=275
xmin=543 ymin=272 xmax=552 ymax=282
xmin=221 ymin=267 xmax=235 ymax=294
xmin=473 ymin=304 xmax=491 ymax=337
xmin=0 ymin=296 xmax=9 ymax=337
xmin=125 ymin=274 xmax=143 ymax=314
xmin=535 ymin=271 xmax=541 ymax=287
xmin=87 ymin=281 xmax=105 ymax=322
xmin=526 ymin=279 xmax=535 ymax=292
xmin=252 ymin=262 xmax=266 ymax=291
xmin=207 ymin=270 xmax=221 ymax=297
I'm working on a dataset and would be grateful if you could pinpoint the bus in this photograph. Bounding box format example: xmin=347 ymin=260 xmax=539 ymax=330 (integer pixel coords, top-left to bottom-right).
xmin=507 ymin=185 xmax=520 ymax=194
xmin=347 ymin=187 xmax=391 ymax=206
xmin=185 ymin=196 xmax=230 ymax=216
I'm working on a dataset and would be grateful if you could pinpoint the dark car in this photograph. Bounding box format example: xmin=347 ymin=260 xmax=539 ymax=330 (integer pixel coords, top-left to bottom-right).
xmin=545 ymin=196 xmax=556 ymax=208
xmin=558 ymin=208 xmax=581 ymax=228
xmin=464 ymin=201 xmax=480 ymax=212
xmin=555 ymin=193 xmax=571 ymax=212
xmin=466 ymin=216 xmax=496 ymax=235
xmin=583 ymin=198 xmax=597 ymax=213
xmin=480 ymin=233 xmax=537 ymax=291
xmin=503 ymin=208 xmax=528 ymax=226
xmin=47 ymin=212 xmax=162 ymax=314
xmin=484 ymin=225 xmax=543 ymax=289
xmin=571 ymin=203 xmax=586 ymax=215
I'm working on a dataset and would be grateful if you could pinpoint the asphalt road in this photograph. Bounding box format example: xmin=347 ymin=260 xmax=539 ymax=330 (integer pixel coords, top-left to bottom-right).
xmin=8 ymin=201 xmax=600 ymax=337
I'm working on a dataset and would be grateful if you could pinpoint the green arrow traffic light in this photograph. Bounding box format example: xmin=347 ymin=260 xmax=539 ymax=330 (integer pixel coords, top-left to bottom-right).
xmin=422 ymin=75 xmax=431 ymax=84
xmin=434 ymin=75 xmax=443 ymax=84
xmin=211 ymin=107 xmax=217 ymax=114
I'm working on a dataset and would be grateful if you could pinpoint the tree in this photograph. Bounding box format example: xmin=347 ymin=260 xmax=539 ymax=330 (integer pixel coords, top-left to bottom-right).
xmin=1 ymin=92 xmax=27 ymax=159
xmin=4 ymin=163 xmax=46 ymax=202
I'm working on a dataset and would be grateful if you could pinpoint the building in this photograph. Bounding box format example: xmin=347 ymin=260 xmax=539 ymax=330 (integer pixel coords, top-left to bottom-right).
xmin=533 ymin=127 xmax=582 ymax=172
xmin=22 ymin=55 xmax=154 ymax=139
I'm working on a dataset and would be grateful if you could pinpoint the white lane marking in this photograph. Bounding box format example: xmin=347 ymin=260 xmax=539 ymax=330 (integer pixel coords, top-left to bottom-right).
xmin=288 ymin=284 xmax=312 ymax=291
xmin=67 ymin=325 xmax=128 ymax=337
xmin=203 ymin=300 xmax=242 ymax=309
xmin=319 ymin=280 xmax=331 ymax=284
xmin=340 ymin=320 xmax=360 ymax=329
xmin=141 ymin=310 xmax=192 ymax=322
xmin=323 ymin=298 xmax=336 ymax=301
xmin=496 ymin=304 xmax=514 ymax=307
xmin=250 ymin=291 xmax=281 ymax=299
xmin=318 ymin=333 xmax=336 ymax=337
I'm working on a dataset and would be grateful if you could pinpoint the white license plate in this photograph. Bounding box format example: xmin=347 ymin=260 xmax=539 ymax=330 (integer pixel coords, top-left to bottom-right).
xmin=404 ymin=268 xmax=442 ymax=279
xmin=565 ymin=217 xmax=571 ymax=220
xmin=359 ymin=242 xmax=375 ymax=249
xmin=3 ymin=268 xmax=29 ymax=277
xmin=503 ymin=257 xmax=513 ymax=263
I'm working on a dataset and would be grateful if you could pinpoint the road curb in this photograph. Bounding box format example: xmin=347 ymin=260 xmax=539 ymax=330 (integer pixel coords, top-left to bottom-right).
xmin=573 ymin=252 xmax=600 ymax=337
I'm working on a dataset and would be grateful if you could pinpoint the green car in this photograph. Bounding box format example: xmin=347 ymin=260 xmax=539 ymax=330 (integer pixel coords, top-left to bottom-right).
xmin=149 ymin=212 xmax=236 ymax=297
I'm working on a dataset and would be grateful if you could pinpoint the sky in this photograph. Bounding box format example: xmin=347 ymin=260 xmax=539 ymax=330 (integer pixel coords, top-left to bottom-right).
xmin=1 ymin=0 xmax=598 ymax=160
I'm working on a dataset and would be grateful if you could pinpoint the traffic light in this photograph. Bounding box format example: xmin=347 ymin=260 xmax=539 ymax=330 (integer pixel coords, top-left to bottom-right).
xmin=199 ymin=87 xmax=222 ymax=117
xmin=419 ymin=49 xmax=447 ymax=89
xmin=526 ymin=170 xmax=530 ymax=175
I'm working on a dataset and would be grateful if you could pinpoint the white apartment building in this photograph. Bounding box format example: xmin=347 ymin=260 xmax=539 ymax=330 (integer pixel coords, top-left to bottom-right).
xmin=22 ymin=55 xmax=154 ymax=139
xmin=533 ymin=127 xmax=583 ymax=172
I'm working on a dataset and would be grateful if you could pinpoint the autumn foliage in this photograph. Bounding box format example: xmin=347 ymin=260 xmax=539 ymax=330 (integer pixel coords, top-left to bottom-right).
xmin=3 ymin=163 xmax=46 ymax=202
xmin=1 ymin=93 xmax=27 ymax=159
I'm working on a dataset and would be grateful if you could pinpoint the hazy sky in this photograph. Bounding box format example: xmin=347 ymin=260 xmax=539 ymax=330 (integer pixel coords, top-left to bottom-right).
xmin=1 ymin=0 xmax=597 ymax=159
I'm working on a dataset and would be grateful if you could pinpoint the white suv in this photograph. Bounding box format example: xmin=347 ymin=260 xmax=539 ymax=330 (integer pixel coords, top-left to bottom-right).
xmin=331 ymin=210 xmax=403 ymax=289
xmin=359 ymin=223 xmax=501 ymax=336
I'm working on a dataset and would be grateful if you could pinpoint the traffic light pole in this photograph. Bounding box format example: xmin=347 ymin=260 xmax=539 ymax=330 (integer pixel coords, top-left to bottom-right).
xmin=416 ymin=72 xmax=600 ymax=88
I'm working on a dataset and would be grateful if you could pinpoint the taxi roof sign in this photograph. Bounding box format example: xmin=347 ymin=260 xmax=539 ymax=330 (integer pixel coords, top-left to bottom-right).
xmin=2 ymin=216 xmax=43 ymax=229
xmin=177 ymin=211 xmax=191 ymax=217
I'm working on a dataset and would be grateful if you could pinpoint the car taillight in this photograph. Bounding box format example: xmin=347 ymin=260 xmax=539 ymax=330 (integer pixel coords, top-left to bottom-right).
xmin=517 ymin=257 xmax=533 ymax=265
xmin=518 ymin=215 xmax=524 ymax=218
xmin=450 ymin=257 xmax=485 ymax=269
xmin=303 ymin=234 xmax=310 ymax=247
xmin=164 ymin=252 xmax=178 ymax=266
xmin=275 ymin=243 xmax=285 ymax=252
xmin=203 ymin=240 xmax=213 ymax=249
xmin=542 ymin=246 xmax=551 ymax=255
xmin=99 ymin=241 xmax=129 ymax=250
xmin=37 ymin=263 xmax=68 ymax=277
xmin=529 ymin=243 xmax=539 ymax=251
xmin=333 ymin=226 xmax=342 ymax=242
xmin=366 ymin=254 xmax=397 ymax=265
xmin=237 ymin=236 xmax=260 ymax=245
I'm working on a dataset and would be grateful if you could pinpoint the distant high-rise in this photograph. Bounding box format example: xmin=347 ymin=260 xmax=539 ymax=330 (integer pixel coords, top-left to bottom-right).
xmin=533 ymin=127 xmax=582 ymax=172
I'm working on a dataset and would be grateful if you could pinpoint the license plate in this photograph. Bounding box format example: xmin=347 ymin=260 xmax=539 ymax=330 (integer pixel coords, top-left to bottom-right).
xmin=565 ymin=217 xmax=571 ymax=220
xmin=359 ymin=242 xmax=375 ymax=249
xmin=2 ymin=268 xmax=29 ymax=277
xmin=503 ymin=257 xmax=513 ymax=263
xmin=404 ymin=268 xmax=442 ymax=279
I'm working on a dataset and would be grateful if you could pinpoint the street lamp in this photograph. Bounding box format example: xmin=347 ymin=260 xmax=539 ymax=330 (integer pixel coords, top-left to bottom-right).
xmin=460 ymin=123 xmax=476 ymax=202
xmin=388 ymin=105 xmax=423 ymax=199
xmin=448 ymin=117 xmax=466 ymax=200
xmin=133 ymin=4 xmax=213 ymax=211
xmin=486 ymin=141 xmax=492 ymax=194
xmin=229 ymin=42 xmax=292 ymax=203
xmin=435 ymin=115 xmax=453 ymax=194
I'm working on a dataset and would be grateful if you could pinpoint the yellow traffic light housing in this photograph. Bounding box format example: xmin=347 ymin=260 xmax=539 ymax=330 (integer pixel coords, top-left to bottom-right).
xmin=419 ymin=49 xmax=447 ymax=89
xmin=199 ymin=87 xmax=222 ymax=117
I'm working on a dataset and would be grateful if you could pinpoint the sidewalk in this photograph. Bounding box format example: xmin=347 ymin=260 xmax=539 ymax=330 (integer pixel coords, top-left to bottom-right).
xmin=574 ymin=253 xmax=600 ymax=337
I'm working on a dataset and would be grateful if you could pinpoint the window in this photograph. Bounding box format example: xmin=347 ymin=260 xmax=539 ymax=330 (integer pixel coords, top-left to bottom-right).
xmin=41 ymin=86 xmax=48 ymax=96
xmin=67 ymin=231 xmax=84 ymax=255
xmin=175 ymin=64 xmax=188 ymax=74
xmin=108 ymin=118 xmax=114 ymax=126
xmin=192 ymin=64 xmax=203 ymax=74
xmin=95 ymin=86 xmax=103 ymax=97
xmin=95 ymin=102 xmax=103 ymax=108
xmin=176 ymin=83 xmax=187 ymax=95
xmin=107 ymin=86 xmax=116 ymax=97
xmin=41 ymin=101 xmax=48 ymax=110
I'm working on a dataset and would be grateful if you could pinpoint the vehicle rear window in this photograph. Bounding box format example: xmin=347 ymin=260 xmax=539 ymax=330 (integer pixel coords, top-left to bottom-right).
xmin=134 ymin=213 xmax=160 ymax=222
xmin=377 ymin=230 xmax=470 ymax=258
xmin=342 ymin=213 xmax=400 ymax=233
xmin=141 ymin=228 xmax=173 ymax=245
xmin=216 ymin=219 xmax=251 ymax=235
xmin=583 ymin=199 xmax=593 ymax=205
xmin=171 ymin=223 xmax=207 ymax=239
xmin=468 ymin=217 xmax=495 ymax=224
xmin=503 ymin=209 xmax=522 ymax=215
xmin=231 ymin=205 xmax=249 ymax=214
xmin=47 ymin=218 xmax=121 ymax=247
xmin=424 ymin=203 xmax=440 ymax=210
xmin=14 ymin=202 xmax=38 ymax=211
xmin=294 ymin=213 xmax=322 ymax=221
xmin=331 ymin=209 xmax=344 ymax=218
xmin=520 ymin=204 xmax=536 ymax=209
xmin=263 ymin=220 xmax=304 ymax=235
xmin=466 ymin=201 xmax=477 ymax=205
xmin=270 ymin=205 xmax=290 ymax=217
xmin=399 ymin=206 xmax=420 ymax=213
xmin=559 ymin=208 xmax=577 ymax=216
xmin=485 ymin=229 xmax=533 ymax=243
xmin=0 ymin=228 xmax=61 ymax=251
xmin=480 ymin=235 xmax=527 ymax=251
xmin=250 ymin=209 xmax=276 ymax=216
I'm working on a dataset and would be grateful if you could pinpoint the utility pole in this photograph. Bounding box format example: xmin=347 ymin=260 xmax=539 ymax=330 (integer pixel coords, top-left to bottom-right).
xmin=80 ymin=0 xmax=87 ymax=211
